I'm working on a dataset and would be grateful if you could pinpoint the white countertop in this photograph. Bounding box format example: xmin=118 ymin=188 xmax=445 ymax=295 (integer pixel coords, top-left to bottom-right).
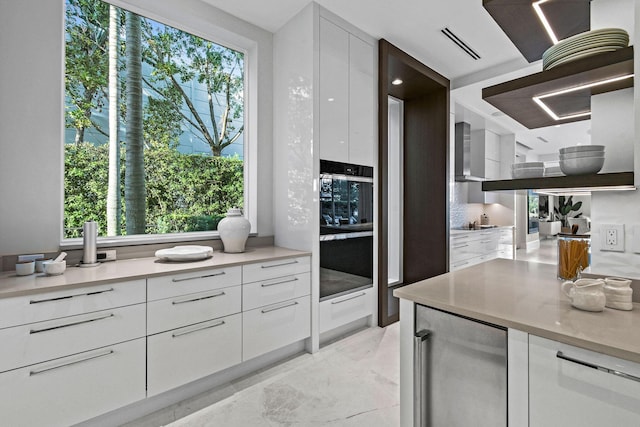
xmin=394 ymin=258 xmax=640 ymax=364
xmin=0 ymin=246 xmax=310 ymax=299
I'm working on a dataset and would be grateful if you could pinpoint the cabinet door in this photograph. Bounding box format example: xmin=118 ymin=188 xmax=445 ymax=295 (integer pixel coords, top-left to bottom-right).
xmin=147 ymin=266 xmax=241 ymax=301
xmin=147 ymin=285 xmax=241 ymax=335
xmin=147 ymin=313 xmax=242 ymax=396
xmin=242 ymin=256 xmax=311 ymax=284
xmin=243 ymin=272 xmax=311 ymax=311
xmin=348 ymin=34 xmax=375 ymax=167
xmin=529 ymin=335 xmax=640 ymax=427
xmin=0 ymin=303 xmax=145 ymax=373
xmin=319 ymin=288 xmax=372 ymax=333
xmin=0 ymin=339 xmax=145 ymax=427
xmin=0 ymin=279 xmax=145 ymax=329
xmin=319 ymin=17 xmax=349 ymax=163
xmin=243 ymin=296 xmax=310 ymax=361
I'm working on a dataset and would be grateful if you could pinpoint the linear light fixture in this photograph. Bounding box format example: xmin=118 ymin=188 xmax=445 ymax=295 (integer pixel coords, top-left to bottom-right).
xmin=535 ymin=185 xmax=636 ymax=195
xmin=532 ymin=0 xmax=559 ymax=45
xmin=532 ymin=74 xmax=634 ymax=121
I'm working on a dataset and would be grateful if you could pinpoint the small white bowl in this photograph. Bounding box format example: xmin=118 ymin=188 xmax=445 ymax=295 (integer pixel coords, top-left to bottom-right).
xmin=43 ymin=260 xmax=66 ymax=276
xmin=16 ymin=261 xmax=35 ymax=276
xmin=559 ymin=145 xmax=605 ymax=154
xmin=559 ymin=156 xmax=604 ymax=175
xmin=511 ymin=167 xmax=544 ymax=179
xmin=511 ymin=162 xmax=544 ymax=169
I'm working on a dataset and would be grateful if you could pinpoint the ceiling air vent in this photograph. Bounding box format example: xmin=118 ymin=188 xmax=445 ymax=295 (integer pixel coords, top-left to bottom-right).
xmin=537 ymin=136 xmax=549 ymax=143
xmin=441 ymin=27 xmax=481 ymax=60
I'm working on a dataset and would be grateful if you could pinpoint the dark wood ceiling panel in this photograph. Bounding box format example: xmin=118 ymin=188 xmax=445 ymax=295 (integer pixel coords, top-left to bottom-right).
xmin=483 ymin=0 xmax=590 ymax=62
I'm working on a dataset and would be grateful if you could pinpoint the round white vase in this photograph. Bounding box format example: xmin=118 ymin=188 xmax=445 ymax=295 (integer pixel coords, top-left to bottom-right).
xmin=218 ymin=208 xmax=251 ymax=253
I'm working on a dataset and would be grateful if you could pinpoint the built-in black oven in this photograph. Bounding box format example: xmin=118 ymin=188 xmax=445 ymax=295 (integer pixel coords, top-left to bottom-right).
xmin=319 ymin=160 xmax=374 ymax=301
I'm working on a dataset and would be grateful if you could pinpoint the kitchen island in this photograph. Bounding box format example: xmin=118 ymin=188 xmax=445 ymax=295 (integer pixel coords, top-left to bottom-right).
xmin=394 ymin=258 xmax=640 ymax=427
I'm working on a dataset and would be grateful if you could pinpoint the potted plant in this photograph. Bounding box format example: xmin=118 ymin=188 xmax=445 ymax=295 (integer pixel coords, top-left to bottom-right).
xmin=554 ymin=196 xmax=582 ymax=231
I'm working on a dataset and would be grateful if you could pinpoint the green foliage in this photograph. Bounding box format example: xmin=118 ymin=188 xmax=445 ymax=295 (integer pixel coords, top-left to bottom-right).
xmin=553 ymin=196 xmax=583 ymax=227
xmin=64 ymin=143 xmax=243 ymax=238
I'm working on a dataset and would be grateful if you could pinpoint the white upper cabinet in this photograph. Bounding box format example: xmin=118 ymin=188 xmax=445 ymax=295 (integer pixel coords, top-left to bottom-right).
xmin=348 ymin=33 xmax=375 ymax=167
xmin=319 ymin=18 xmax=349 ymax=163
xmin=319 ymin=17 xmax=375 ymax=167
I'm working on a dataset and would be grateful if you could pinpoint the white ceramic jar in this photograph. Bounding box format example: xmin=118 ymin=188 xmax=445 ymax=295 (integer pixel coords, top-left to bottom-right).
xmin=217 ymin=208 xmax=251 ymax=253
xmin=561 ymin=278 xmax=606 ymax=312
xmin=604 ymin=277 xmax=633 ymax=311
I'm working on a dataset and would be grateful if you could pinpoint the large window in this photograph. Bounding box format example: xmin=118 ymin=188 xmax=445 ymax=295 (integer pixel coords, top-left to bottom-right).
xmin=64 ymin=0 xmax=245 ymax=239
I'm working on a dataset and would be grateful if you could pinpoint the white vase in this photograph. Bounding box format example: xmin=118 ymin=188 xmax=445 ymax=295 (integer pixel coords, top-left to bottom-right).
xmin=218 ymin=208 xmax=251 ymax=253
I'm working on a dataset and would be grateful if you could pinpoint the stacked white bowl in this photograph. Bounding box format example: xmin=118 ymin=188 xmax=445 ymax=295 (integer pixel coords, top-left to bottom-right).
xmin=511 ymin=162 xmax=544 ymax=179
xmin=559 ymin=145 xmax=605 ymax=175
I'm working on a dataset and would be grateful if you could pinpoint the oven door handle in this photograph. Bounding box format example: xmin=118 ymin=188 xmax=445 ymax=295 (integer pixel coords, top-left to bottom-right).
xmin=320 ymin=231 xmax=373 ymax=241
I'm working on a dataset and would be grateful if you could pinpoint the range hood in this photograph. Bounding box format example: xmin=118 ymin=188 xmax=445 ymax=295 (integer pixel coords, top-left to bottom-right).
xmin=455 ymin=121 xmax=485 ymax=182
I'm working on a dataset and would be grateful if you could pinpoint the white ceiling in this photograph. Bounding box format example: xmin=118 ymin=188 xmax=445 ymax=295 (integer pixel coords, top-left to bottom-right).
xmin=200 ymin=0 xmax=632 ymax=158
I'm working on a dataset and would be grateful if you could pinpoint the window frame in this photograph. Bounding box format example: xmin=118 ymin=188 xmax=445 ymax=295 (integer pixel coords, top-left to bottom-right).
xmin=60 ymin=0 xmax=258 ymax=249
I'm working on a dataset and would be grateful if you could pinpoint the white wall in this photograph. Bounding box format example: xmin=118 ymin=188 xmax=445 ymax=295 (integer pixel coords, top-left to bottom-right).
xmin=0 ymin=0 xmax=273 ymax=256
xmin=589 ymin=0 xmax=640 ymax=278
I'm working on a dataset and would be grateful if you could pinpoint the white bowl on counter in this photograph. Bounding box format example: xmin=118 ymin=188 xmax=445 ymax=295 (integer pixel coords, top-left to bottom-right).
xmin=559 ymin=156 xmax=604 ymax=175
xmin=43 ymin=260 xmax=66 ymax=276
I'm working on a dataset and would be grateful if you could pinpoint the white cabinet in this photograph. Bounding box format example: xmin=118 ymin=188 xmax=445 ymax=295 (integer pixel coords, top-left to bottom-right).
xmin=0 ymin=280 xmax=146 ymax=427
xmin=319 ymin=288 xmax=373 ymax=333
xmin=0 ymin=339 xmax=146 ymax=427
xmin=497 ymin=227 xmax=515 ymax=259
xmin=147 ymin=314 xmax=242 ymax=396
xmin=468 ymin=129 xmax=503 ymax=204
xmin=450 ymin=230 xmax=500 ymax=271
xmin=529 ymin=335 xmax=640 ymax=427
xmin=319 ymin=17 xmax=375 ymax=166
xmin=146 ymin=267 xmax=244 ymax=395
xmin=241 ymin=256 xmax=311 ymax=361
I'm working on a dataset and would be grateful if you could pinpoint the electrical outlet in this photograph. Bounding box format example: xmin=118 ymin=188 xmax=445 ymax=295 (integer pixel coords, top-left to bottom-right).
xmin=601 ymin=223 xmax=625 ymax=252
xmin=96 ymin=250 xmax=116 ymax=262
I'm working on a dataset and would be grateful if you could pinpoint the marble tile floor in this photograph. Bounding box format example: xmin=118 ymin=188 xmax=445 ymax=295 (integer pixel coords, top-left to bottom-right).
xmin=126 ymin=323 xmax=400 ymax=427
xmin=515 ymin=236 xmax=558 ymax=265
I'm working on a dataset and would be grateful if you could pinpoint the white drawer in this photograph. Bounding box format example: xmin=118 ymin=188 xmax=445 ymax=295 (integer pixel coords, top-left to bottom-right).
xmin=0 ymin=280 xmax=145 ymax=330
xmin=147 ymin=285 xmax=241 ymax=335
xmin=147 ymin=266 xmax=241 ymax=301
xmin=0 ymin=338 xmax=145 ymax=427
xmin=243 ymin=272 xmax=311 ymax=311
xmin=243 ymin=296 xmax=310 ymax=361
xmin=147 ymin=313 xmax=242 ymax=396
xmin=319 ymin=288 xmax=373 ymax=334
xmin=242 ymin=256 xmax=311 ymax=284
xmin=450 ymin=239 xmax=484 ymax=263
xmin=0 ymin=303 xmax=145 ymax=373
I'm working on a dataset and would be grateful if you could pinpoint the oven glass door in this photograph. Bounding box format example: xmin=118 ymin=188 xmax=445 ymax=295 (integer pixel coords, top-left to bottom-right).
xmin=319 ymin=173 xmax=373 ymax=300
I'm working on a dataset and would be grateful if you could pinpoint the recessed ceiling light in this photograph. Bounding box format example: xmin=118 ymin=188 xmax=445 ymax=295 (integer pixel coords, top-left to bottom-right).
xmin=532 ymin=0 xmax=559 ymax=44
xmin=391 ymin=78 xmax=403 ymax=85
xmin=327 ymin=98 xmax=334 ymax=102
xmin=532 ymin=74 xmax=634 ymax=121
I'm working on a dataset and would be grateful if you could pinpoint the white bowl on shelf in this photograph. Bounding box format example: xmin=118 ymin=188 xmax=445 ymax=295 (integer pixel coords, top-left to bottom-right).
xmin=559 ymin=156 xmax=605 ymax=175
xmin=511 ymin=167 xmax=544 ymax=179
xmin=511 ymin=162 xmax=544 ymax=169
xmin=559 ymin=145 xmax=605 ymax=154
xmin=559 ymin=151 xmax=605 ymax=159
xmin=544 ymin=165 xmax=563 ymax=177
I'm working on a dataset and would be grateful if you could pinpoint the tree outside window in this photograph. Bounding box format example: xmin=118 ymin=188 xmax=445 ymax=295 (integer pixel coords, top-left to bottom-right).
xmin=64 ymin=0 xmax=245 ymax=239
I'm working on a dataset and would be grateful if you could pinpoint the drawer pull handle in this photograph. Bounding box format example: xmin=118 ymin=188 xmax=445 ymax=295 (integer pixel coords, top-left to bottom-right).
xmin=172 ymin=320 xmax=225 ymax=338
xmin=556 ymin=351 xmax=640 ymax=383
xmin=261 ymin=277 xmax=298 ymax=288
xmin=331 ymin=292 xmax=366 ymax=304
xmin=29 ymin=349 xmax=115 ymax=376
xmin=29 ymin=288 xmax=114 ymax=304
xmin=261 ymin=301 xmax=298 ymax=313
xmin=453 ymin=244 xmax=469 ymax=249
xmin=172 ymin=291 xmax=226 ymax=305
xmin=261 ymin=260 xmax=298 ymax=269
xmin=481 ymin=240 xmax=493 ymax=243
xmin=172 ymin=271 xmax=226 ymax=283
xmin=452 ymin=235 xmax=469 ymax=239
xmin=30 ymin=313 xmax=115 ymax=334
